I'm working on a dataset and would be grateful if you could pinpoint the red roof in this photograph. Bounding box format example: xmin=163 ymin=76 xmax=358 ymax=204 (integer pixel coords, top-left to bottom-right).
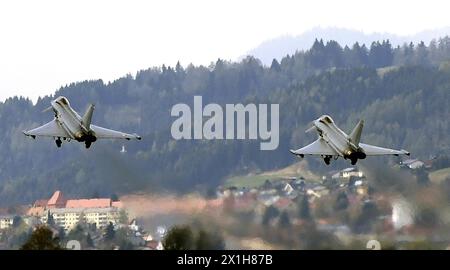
xmin=275 ymin=198 xmax=292 ymax=209
xmin=34 ymin=199 xmax=48 ymax=207
xmin=112 ymin=201 xmax=123 ymax=208
xmin=66 ymin=198 xmax=112 ymax=208
xmin=29 ymin=191 xmax=122 ymax=210
xmin=146 ymin=240 xmax=159 ymax=250
xmin=47 ymin=191 xmax=66 ymax=208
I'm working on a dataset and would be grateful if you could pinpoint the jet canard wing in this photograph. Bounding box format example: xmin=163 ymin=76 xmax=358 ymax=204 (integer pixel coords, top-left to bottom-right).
xmin=290 ymin=138 xmax=338 ymax=157
xmin=90 ymin=125 xmax=142 ymax=140
xmin=359 ymin=143 xmax=410 ymax=156
xmin=23 ymin=119 xmax=70 ymax=138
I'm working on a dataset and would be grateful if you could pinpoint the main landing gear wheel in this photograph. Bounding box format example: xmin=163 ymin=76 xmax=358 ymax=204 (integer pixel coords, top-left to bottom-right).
xmin=324 ymin=156 xmax=331 ymax=165
xmin=55 ymin=138 xmax=62 ymax=148
xmin=85 ymin=141 xmax=92 ymax=149
xmin=351 ymin=158 xmax=357 ymax=165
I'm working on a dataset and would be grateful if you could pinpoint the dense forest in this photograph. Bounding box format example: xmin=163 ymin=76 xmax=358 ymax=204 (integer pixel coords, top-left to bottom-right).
xmin=0 ymin=37 xmax=449 ymax=206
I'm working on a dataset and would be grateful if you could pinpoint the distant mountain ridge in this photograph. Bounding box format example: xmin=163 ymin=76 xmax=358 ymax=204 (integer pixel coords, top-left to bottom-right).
xmin=245 ymin=27 xmax=450 ymax=65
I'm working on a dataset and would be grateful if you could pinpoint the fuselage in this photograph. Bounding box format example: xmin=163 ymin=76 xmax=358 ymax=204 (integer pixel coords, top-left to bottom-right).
xmin=51 ymin=97 xmax=96 ymax=143
xmin=313 ymin=115 xmax=366 ymax=160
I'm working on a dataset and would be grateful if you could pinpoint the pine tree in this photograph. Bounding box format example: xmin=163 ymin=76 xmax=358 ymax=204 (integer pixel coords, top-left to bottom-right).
xmin=262 ymin=205 xmax=279 ymax=226
xmin=86 ymin=233 xmax=94 ymax=247
xmin=162 ymin=225 xmax=194 ymax=250
xmin=20 ymin=226 xmax=63 ymax=250
xmin=334 ymin=191 xmax=349 ymax=211
xmin=298 ymin=195 xmax=311 ymax=220
xmin=46 ymin=211 xmax=55 ymax=226
xmin=278 ymin=211 xmax=291 ymax=228
xmin=270 ymin=59 xmax=281 ymax=72
xmin=104 ymin=222 xmax=115 ymax=241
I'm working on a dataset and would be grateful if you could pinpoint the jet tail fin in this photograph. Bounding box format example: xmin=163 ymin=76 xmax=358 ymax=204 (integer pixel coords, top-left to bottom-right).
xmin=82 ymin=104 xmax=95 ymax=129
xmin=349 ymin=119 xmax=364 ymax=146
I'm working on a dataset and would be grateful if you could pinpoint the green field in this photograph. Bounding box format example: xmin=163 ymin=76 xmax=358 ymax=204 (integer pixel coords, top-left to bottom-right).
xmin=224 ymin=175 xmax=284 ymax=188
xmin=429 ymin=167 xmax=450 ymax=184
xmin=376 ymin=65 xmax=399 ymax=77
xmin=223 ymin=161 xmax=321 ymax=189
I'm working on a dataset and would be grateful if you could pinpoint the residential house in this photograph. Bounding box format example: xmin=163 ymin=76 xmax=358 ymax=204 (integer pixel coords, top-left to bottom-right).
xmin=129 ymin=219 xmax=140 ymax=232
xmin=23 ymin=215 xmax=41 ymax=227
xmin=0 ymin=215 xmax=14 ymax=230
xmin=128 ymin=233 xmax=146 ymax=247
xmin=332 ymin=167 xmax=364 ymax=180
xmin=283 ymin=183 xmax=294 ymax=195
xmin=145 ymin=240 xmax=163 ymax=250
xmin=400 ymin=159 xmax=424 ymax=169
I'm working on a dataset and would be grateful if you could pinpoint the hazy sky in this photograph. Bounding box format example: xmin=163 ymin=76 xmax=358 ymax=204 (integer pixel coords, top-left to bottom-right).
xmin=1 ymin=0 xmax=450 ymax=102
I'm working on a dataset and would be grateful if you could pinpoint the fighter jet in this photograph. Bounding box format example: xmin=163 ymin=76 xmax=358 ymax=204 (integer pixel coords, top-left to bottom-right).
xmin=23 ymin=96 xmax=142 ymax=148
xmin=290 ymin=115 xmax=410 ymax=165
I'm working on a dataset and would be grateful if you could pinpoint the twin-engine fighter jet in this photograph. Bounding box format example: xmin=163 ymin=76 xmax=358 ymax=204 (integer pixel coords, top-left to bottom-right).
xmin=23 ymin=96 xmax=141 ymax=148
xmin=290 ymin=115 xmax=410 ymax=165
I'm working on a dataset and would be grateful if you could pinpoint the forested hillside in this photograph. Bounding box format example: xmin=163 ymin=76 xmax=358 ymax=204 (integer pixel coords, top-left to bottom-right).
xmin=246 ymin=27 xmax=450 ymax=65
xmin=0 ymin=38 xmax=449 ymax=206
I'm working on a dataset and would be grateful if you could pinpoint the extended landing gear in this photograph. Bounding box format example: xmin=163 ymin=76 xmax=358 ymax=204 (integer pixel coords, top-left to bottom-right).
xmin=85 ymin=141 xmax=92 ymax=149
xmin=55 ymin=137 xmax=62 ymax=148
xmin=81 ymin=134 xmax=96 ymax=149
xmin=323 ymin=155 xmax=331 ymax=165
xmin=351 ymin=158 xmax=358 ymax=165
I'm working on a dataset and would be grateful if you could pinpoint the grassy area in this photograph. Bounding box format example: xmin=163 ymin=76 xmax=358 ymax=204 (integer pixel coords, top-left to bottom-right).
xmin=377 ymin=65 xmax=399 ymax=78
xmin=224 ymin=161 xmax=321 ymax=188
xmin=429 ymin=167 xmax=450 ymax=184
xmin=224 ymin=174 xmax=283 ymax=188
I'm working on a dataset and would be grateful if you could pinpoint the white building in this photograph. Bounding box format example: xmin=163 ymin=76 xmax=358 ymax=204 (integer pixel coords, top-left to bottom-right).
xmin=42 ymin=207 xmax=120 ymax=230
xmin=332 ymin=167 xmax=364 ymax=179
xmin=401 ymin=159 xmax=424 ymax=169
xmin=0 ymin=215 xmax=14 ymax=230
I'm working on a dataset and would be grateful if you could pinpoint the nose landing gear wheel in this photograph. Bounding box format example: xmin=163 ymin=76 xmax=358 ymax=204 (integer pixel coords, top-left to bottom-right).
xmin=85 ymin=141 xmax=92 ymax=149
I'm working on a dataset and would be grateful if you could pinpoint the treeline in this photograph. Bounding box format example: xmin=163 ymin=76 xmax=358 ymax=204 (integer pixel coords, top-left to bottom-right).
xmin=0 ymin=38 xmax=449 ymax=205
xmin=286 ymin=37 xmax=450 ymax=70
